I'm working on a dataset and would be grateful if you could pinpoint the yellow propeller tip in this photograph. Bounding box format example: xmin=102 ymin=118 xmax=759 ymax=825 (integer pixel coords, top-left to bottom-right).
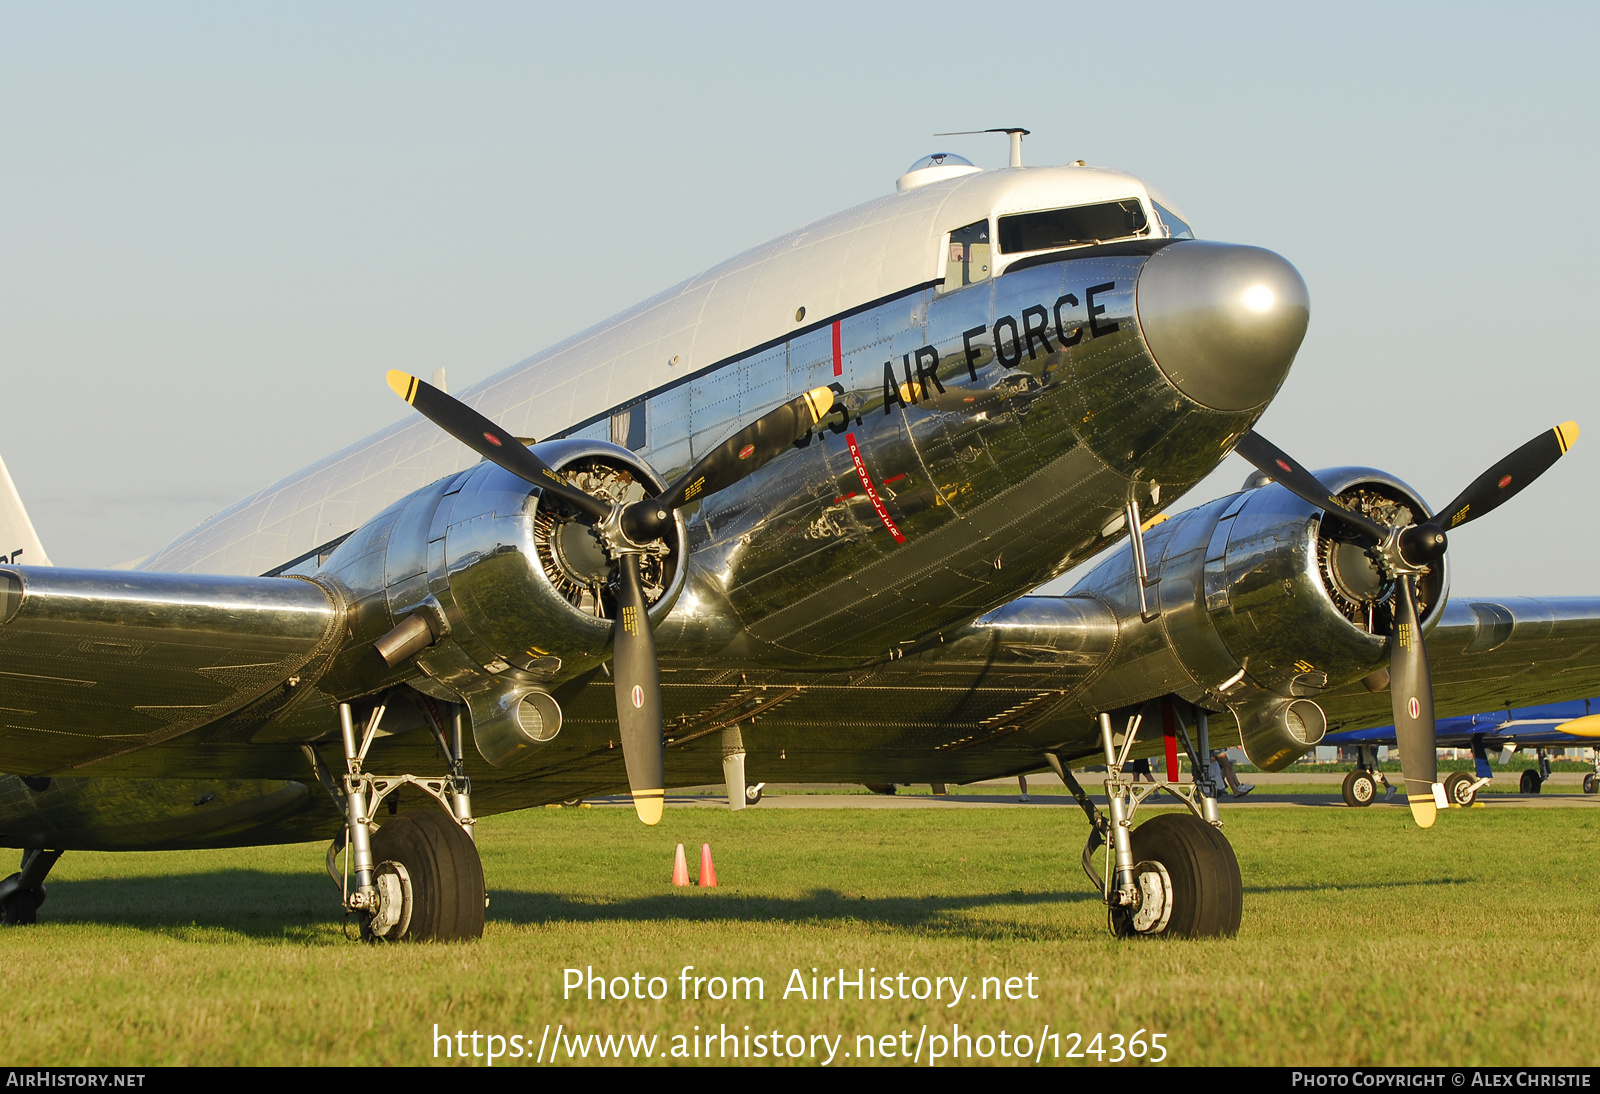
xmin=803 ymin=385 xmax=836 ymax=424
xmin=1407 ymin=796 xmax=1438 ymax=829
xmin=1557 ymin=421 xmax=1579 ymax=452
xmin=386 ymin=370 xmax=420 ymax=403
xmin=632 ymin=790 xmax=665 ymax=826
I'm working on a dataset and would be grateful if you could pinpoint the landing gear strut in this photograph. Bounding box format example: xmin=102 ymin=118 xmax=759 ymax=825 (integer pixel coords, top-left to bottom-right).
xmin=315 ymin=697 xmax=486 ymax=942
xmin=0 ymin=848 xmax=63 ymax=925
xmin=1519 ymin=747 xmax=1553 ymax=795
xmin=1051 ymin=703 xmax=1242 ymax=939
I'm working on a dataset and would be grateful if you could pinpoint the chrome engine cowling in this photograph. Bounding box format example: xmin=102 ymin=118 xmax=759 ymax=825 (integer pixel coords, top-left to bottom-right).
xmin=1069 ymin=467 xmax=1447 ymax=770
xmin=316 ymin=438 xmax=686 ymax=764
xmin=1188 ymin=468 xmax=1445 ymax=695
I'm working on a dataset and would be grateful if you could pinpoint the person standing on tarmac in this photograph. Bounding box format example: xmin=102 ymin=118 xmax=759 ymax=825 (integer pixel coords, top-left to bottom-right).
xmin=1210 ymin=749 xmax=1255 ymax=797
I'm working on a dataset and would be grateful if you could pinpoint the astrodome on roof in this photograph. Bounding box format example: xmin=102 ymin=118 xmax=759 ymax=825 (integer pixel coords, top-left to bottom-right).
xmin=896 ymin=152 xmax=982 ymax=192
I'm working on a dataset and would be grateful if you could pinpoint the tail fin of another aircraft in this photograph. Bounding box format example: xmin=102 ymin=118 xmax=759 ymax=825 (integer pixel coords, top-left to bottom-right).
xmin=0 ymin=453 xmax=51 ymax=566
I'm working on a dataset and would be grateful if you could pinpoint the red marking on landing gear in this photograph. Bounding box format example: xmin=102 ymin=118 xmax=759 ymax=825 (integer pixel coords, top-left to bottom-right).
xmin=832 ymin=321 xmax=843 ymax=377
xmin=1161 ymin=700 xmax=1180 ymax=783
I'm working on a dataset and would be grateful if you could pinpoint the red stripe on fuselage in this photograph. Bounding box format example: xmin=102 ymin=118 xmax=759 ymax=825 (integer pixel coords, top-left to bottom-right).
xmin=845 ymin=432 xmax=906 ymax=544
xmin=832 ymin=321 xmax=842 ymax=377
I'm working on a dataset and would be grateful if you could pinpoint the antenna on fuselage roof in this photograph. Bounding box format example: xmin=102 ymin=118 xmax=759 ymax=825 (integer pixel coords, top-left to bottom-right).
xmin=933 ymin=127 xmax=1031 ymax=168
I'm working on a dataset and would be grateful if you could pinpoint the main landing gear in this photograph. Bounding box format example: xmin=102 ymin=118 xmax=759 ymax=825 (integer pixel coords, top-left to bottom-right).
xmin=1442 ymin=770 xmax=1482 ymax=807
xmin=309 ymin=696 xmax=486 ymax=942
xmin=1341 ymin=746 xmax=1395 ymax=808
xmin=1518 ymin=748 xmax=1553 ymax=795
xmin=0 ymin=848 xmax=64 ymax=926
xmin=1048 ymin=702 xmax=1242 ymax=939
xmin=1344 ymin=745 xmax=1490 ymax=808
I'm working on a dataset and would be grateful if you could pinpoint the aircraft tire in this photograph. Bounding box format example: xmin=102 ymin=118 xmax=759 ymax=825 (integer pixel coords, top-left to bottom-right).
xmin=1109 ymin=813 xmax=1242 ymax=939
xmin=1443 ymin=770 xmax=1477 ymax=807
xmin=1520 ymin=769 xmax=1542 ymax=795
xmin=1341 ymin=769 xmax=1377 ymax=808
xmin=745 ymin=784 xmax=764 ymax=805
xmin=1584 ymin=774 xmax=1598 ymax=795
xmin=363 ymin=812 xmax=486 ymax=943
xmin=0 ymin=880 xmax=37 ymax=926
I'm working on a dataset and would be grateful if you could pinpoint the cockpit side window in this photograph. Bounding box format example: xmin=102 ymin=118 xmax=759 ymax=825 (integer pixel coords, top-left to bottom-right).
xmin=996 ymin=200 xmax=1149 ymax=254
xmin=1153 ymin=202 xmax=1194 ymax=239
xmin=942 ymin=219 xmax=992 ymax=292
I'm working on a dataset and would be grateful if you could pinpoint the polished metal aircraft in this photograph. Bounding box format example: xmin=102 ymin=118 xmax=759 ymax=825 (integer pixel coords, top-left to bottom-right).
xmin=2 ymin=146 xmax=1596 ymax=941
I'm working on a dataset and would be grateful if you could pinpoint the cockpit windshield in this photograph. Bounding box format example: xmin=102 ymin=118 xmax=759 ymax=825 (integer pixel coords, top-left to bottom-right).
xmin=1153 ymin=201 xmax=1194 ymax=239
xmin=997 ymin=199 xmax=1148 ymax=253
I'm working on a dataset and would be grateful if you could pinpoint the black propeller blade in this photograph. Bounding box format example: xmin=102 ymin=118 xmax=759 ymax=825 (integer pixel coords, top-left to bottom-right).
xmin=389 ymin=371 xmax=835 ymax=824
xmin=1388 ymin=575 xmax=1439 ymax=825
xmin=1232 ymin=431 xmax=1387 ymax=543
xmin=613 ymin=553 xmax=665 ymax=823
xmin=621 ymin=386 xmax=835 ymax=543
xmin=1233 ymin=422 xmax=1578 ymax=827
xmin=1432 ymin=422 xmax=1578 ymax=532
xmin=386 ymin=371 xmax=609 ymax=521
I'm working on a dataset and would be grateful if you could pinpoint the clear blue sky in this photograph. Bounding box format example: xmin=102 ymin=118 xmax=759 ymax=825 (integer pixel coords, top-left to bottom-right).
xmin=2 ymin=2 xmax=1595 ymax=596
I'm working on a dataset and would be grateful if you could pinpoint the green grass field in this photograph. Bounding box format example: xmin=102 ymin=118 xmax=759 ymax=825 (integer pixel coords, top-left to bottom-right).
xmin=3 ymin=804 xmax=1598 ymax=1067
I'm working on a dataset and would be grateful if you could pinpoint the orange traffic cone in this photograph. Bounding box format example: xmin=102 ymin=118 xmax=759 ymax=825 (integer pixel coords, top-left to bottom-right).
xmin=698 ymin=843 xmax=718 ymax=887
xmin=672 ymin=843 xmax=690 ymax=887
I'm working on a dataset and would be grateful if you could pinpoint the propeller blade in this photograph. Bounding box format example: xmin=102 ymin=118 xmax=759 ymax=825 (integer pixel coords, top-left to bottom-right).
xmin=612 ymin=553 xmax=665 ymax=825
xmin=1432 ymin=421 xmax=1578 ymax=532
xmin=640 ymin=386 xmax=835 ymax=529
xmin=387 ymin=371 xmax=610 ymax=521
xmin=1233 ymin=432 xmax=1389 ymax=542
xmin=1388 ymin=575 xmax=1442 ymax=828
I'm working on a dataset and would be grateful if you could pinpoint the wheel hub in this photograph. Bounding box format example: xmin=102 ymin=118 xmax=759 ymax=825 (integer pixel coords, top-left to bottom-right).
xmin=1128 ymin=860 xmax=1174 ymax=934
xmin=367 ymin=860 xmax=413 ymax=940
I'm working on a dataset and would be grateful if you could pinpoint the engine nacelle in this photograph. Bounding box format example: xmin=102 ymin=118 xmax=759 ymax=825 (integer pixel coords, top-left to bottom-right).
xmin=314 ymin=439 xmax=686 ymax=765
xmin=1068 ymin=467 xmax=1447 ymax=769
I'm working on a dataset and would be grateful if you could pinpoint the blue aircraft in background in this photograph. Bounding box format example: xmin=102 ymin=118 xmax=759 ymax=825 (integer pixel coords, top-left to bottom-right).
xmin=1324 ymin=698 xmax=1600 ymax=807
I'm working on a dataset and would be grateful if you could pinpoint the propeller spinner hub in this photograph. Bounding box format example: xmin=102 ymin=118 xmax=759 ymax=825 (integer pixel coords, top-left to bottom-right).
xmin=601 ymin=500 xmax=671 ymax=560
xmin=1373 ymin=522 xmax=1443 ymax=579
xmin=1397 ymin=522 xmax=1448 ymax=568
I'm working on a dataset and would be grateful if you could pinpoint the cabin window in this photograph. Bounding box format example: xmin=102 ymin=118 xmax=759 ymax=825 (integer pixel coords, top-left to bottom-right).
xmin=996 ymin=199 xmax=1149 ymax=254
xmin=943 ymin=219 xmax=992 ymax=292
xmin=1153 ymin=201 xmax=1194 ymax=239
xmin=611 ymin=403 xmax=645 ymax=450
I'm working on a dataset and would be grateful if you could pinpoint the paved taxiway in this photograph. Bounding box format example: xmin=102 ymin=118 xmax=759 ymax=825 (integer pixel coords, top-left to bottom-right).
xmin=580 ymin=771 xmax=1600 ymax=810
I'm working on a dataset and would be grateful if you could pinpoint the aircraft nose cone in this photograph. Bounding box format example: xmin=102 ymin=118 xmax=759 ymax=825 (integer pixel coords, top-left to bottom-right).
xmin=1135 ymin=241 xmax=1309 ymax=412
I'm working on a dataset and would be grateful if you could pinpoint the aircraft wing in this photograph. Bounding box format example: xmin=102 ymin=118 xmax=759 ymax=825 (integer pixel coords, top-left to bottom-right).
xmin=0 ymin=566 xmax=344 ymax=774
xmin=1318 ymin=596 xmax=1600 ymax=733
